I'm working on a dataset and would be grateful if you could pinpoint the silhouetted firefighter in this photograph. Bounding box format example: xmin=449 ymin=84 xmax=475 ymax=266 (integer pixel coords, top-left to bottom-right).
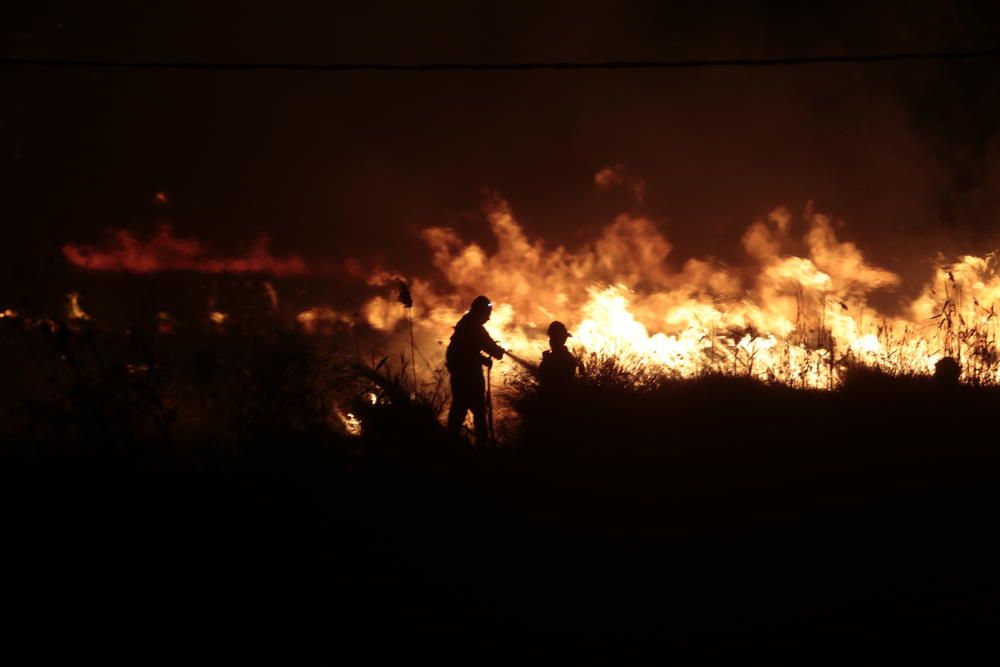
xmin=537 ymin=320 xmax=579 ymax=390
xmin=446 ymin=295 xmax=504 ymax=445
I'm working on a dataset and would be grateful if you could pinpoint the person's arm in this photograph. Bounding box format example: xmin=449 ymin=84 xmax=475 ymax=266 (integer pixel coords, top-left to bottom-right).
xmin=479 ymin=328 xmax=505 ymax=360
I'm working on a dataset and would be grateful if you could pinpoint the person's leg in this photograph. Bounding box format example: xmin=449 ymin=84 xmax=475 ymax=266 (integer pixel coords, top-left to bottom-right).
xmin=447 ymin=386 xmax=468 ymax=436
xmin=470 ymin=392 xmax=489 ymax=446
xmin=448 ymin=394 xmax=469 ymax=435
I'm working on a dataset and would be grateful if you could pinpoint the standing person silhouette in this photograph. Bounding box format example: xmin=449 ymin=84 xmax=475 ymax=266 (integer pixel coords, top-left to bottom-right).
xmin=537 ymin=321 xmax=579 ymax=391
xmin=446 ymin=296 xmax=505 ymax=445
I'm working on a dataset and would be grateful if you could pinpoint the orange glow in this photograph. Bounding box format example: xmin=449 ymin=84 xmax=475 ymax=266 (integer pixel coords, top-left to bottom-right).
xmin=157 ymin=311 xmax=175 ymax=334
xmin=67 ymin=292 xmax=90 ymax=321
xmin=62 ymin=226 xmax=309 ymax=276
xmin=331 ymin=404 xmax=363 ymax=436
xmin=354 ymin=182 xmax=1000 ymax=389
xmin=263 ymin=281 xmax=279 ymax=311
xmin=296 ymin=307 xmax=351 ymax=334
xmin=53 ymin=171 xmax=1000 ymax=391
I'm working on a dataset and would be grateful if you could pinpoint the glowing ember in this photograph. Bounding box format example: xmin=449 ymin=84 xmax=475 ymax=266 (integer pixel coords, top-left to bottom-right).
xmin=0 ymin=308 xmax=17 ymax=319
xmin=343 ymin=412 xmax=362 ymax=436
xmin=263 ymin=281 xmax=279 ymax=312
xmin=157 ymin=312 xmax=175 ymax=334
xmin=209 ymin=311 xmax=228 ymax=326
xmin=67 ymin=292 xmax=90 ymax=320
xmin=331 ymin=404 xmax=363 ymax=436
xmin=297 ymin=307 xmax=351 ymax=334
xmin=153 ymin=191 xmax=169 ymax=205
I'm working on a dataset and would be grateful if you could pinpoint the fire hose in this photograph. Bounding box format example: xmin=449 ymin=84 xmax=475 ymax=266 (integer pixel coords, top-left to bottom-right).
xmin=481 ymin=349 xmax=537 ymax=447
xmin=502 ymin=349 xmax=538 ymax=376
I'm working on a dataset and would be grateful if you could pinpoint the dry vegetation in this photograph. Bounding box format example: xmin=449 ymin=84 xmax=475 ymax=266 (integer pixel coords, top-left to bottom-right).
xmin=2 ymin=319 xmax=999 ymax=660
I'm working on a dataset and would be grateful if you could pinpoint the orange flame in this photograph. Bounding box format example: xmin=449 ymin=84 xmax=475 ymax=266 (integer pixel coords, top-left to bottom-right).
xmin=354 ymin=182 xmax=1000 ymax=388
xmin=67 ymin=292 xmax=90 ymax=321
xmin=296 ymin=307 xmax=352 ymax=335
xmin=63 ymin=226 xmax=309 ymax=276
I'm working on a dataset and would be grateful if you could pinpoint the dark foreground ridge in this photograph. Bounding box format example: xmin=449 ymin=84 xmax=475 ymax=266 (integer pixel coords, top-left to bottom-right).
xmin=2 ymin=324 xmax=999 ymax=661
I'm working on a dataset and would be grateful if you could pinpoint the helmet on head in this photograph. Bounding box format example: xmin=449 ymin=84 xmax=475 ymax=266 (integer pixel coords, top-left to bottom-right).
xmin=547 ymin=321 xmax=570 ymax=339
xmin=470 ymin=295 xmax=493 ymax=315
xmin=934 ymin=356 xmax=960 ymax=386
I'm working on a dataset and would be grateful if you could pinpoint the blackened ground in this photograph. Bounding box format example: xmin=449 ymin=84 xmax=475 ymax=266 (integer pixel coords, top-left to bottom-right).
xmin=3 ymin=374 xmax=1000 ymax=663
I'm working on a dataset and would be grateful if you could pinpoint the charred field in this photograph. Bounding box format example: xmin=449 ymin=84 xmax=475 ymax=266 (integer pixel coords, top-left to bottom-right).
xmin=2 ymin=319 xmax=999 ymax=661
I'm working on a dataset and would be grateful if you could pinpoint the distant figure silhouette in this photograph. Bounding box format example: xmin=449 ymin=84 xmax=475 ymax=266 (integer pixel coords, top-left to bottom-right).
xmin=934 ymin=356 xmax=961 ymax=387
xmin=538 ymin=321 xmax=579 ymax=390
xmin=446 ymin=295 xmax=504 ymax=444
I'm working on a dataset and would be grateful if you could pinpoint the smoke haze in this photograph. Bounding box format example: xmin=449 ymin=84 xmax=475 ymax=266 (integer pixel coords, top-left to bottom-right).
xmin=2 ymin=1 xmax=999 ymax=307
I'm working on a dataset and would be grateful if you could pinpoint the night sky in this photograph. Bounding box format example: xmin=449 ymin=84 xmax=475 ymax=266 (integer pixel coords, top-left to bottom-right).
xmin=3 ymin=1 xmax=999 ymax=301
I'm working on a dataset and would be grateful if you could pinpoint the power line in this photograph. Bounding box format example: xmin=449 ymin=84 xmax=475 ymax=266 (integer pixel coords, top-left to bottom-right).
xmin=2 ymin=48 xmax=1000 ymax=72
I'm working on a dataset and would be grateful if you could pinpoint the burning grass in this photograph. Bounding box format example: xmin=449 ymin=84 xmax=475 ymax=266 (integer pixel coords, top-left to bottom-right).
xmin=54 ymin=181 xmax=1000 ymax=394
xmin=3 ymin=312 xmax=997 ymax=453
xmin=342 ymin=193 xmax=1000 ymax=392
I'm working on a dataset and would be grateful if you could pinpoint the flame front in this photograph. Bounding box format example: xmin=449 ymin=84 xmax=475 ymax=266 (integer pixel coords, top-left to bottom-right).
xmin=354 ymin=189 xmax=1000 ymax=388
xmin=57 ymin=172 xmax=1000 ymax=389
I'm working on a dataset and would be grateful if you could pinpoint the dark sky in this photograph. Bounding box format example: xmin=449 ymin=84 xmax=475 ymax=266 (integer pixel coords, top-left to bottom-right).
xmin=3 ymin=1 xmax=1000 ymax=293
